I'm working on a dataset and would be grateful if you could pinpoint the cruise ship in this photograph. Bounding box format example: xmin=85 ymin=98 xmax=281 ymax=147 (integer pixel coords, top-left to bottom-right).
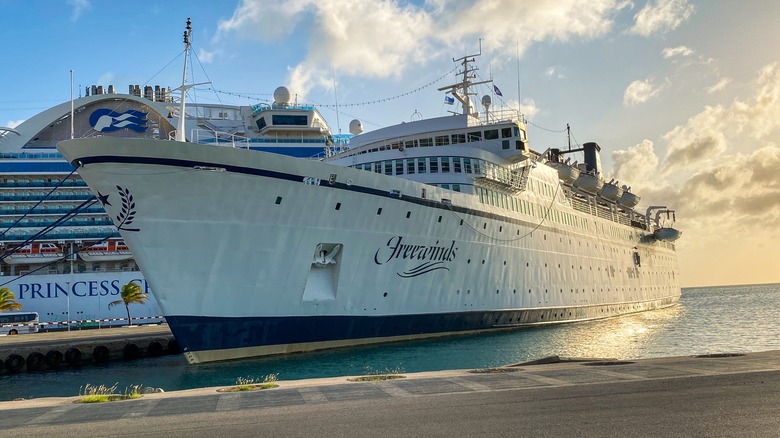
xmin=58 ymin=34 xmax=682 ymax=362
xmin=0 ymin=43 xmax=340 ymax=327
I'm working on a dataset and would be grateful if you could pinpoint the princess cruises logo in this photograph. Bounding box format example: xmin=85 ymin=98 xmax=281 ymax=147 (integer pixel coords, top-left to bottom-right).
xmin=374 ymin=236 xmax=457 ymax=278
xmin=89 ymin=109 xmax=148 ymax=133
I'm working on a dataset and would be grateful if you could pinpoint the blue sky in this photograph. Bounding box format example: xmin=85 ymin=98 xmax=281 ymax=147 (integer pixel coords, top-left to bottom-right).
xmin=2 ymin=0 xmax=779 ymax=287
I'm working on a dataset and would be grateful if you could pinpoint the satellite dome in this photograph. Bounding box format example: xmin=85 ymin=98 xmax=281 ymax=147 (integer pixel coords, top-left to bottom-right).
xmin=273 ymin=86 xmax=291 ymax=106
xmin=349 ymin=119 xmax=363 ymax=135
xmin=481 ymin=95 xmax=492 ymax=108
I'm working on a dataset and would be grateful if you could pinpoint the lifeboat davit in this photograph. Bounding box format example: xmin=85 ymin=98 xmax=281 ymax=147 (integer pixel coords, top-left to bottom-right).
xmin=573 ymin=173 xmax=603 ymax=195
xmin=548 ymin=162 xmax=580 ymax=185
xmin=79 ymin=240 xmax=133 ymax=262
xmin=653 ymin=227 xmax=681 ymax=241
xmin=3 ymin=243 xmax=64 ymax=265
xmin=598 ymin=182 xmax=623 ymax=202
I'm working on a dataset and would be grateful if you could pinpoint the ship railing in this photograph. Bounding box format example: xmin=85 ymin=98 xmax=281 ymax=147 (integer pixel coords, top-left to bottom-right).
xmin=569 ymin=196 xmax=639 ymax=228
xmin=250 ymin=103 xmax=316 ymax=116
xmin=191 ymin=129 xmax=253 ymax=149
xmin=482 ymin=107 xmax=524 ymax=125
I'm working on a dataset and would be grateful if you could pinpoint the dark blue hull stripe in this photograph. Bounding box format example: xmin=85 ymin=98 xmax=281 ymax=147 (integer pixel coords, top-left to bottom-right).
xmin=72 ymin=154 xmax=588 ymax=232
xmin=163 ymin=300 xmax=675 ymax=353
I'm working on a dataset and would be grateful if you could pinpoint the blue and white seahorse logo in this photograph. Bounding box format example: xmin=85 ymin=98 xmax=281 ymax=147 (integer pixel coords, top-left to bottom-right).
xmin=89 ymin=109 xmax=148 ymax=132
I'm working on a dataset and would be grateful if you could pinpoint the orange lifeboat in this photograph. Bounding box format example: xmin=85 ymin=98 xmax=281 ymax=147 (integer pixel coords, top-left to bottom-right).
xmin=78 ymin=240 xmax=133 ymax=262
xmin=3 ymin=242 xmax=64 ymax=265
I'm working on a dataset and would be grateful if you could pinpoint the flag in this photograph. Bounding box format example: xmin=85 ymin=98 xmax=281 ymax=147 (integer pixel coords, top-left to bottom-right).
xmin=493 ymin=85 xmax=503 ymax=97
xmin=444 ymin=95 xmax=455 ymax=105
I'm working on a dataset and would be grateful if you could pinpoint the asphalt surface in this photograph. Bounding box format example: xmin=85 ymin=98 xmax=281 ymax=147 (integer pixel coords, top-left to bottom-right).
xmin=2 ymin=350 xmax=779 ymax=437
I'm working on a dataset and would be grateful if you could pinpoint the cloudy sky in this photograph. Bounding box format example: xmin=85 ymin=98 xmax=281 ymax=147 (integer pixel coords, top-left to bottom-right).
xmin=1 ymin=0 xmax=779 ymax=287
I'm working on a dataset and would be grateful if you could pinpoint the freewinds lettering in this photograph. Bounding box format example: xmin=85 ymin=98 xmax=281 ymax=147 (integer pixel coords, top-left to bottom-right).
xmin=374 ymin=236 xmax=457 ymax=277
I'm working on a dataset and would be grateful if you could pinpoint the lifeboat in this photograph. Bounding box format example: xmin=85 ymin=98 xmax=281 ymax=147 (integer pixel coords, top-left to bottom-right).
xmin=547 ymin=162 xmax=580 ymax=185
xmin=618 ymin=187 xmax=641 ymax=208
xmin=653 ymin=227 xmax=681 ymax=241
xmin=598 ymin=181 xmax=623 ymax=202
xmin=78 ymin=240 xmax=133 ymax=262
xmin=3 ymin=243 xmax=64 ymax=265
xmin=573 ymin=173 xmax=603 ymax=195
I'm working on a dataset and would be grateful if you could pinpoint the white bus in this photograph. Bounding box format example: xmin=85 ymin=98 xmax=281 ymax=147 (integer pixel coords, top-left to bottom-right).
xmin=0 ymin=312 xmax=40 ymax=335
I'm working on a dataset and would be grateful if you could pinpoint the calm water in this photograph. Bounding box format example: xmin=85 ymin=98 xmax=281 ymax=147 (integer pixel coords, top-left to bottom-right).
xmin=2 ymin=283 xmax=779 ymax=401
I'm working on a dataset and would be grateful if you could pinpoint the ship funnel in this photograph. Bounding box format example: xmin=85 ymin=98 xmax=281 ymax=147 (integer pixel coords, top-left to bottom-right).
xmin=583 ymin=142 xmax=602 ymax=175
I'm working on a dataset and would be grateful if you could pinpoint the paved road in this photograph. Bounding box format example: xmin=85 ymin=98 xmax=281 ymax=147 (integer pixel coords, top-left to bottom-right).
xmin=2 ymin=350 xmax=779 ymax=437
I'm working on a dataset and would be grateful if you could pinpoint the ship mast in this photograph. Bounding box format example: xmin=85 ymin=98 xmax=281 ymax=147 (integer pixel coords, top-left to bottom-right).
xmin=437 ymin=44 xmax=492 ymax=118
xmin=174 ymin=18 xmax=210 ymax=142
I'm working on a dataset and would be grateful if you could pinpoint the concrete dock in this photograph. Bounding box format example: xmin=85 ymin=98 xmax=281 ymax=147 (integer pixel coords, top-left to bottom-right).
xmin=0 ymin=324 xmax=176 ymax=373
xmin=2 ymin=349 xmax=779 ymax=437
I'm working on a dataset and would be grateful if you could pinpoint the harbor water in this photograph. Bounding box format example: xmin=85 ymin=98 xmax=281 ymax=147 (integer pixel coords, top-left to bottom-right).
xmin=2 ymin=283 xmax=779 ymax=402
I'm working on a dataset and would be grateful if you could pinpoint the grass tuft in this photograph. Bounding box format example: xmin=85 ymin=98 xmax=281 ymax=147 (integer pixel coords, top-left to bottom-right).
xmin=348 ymin=366 xmax=406 ymax=382
xmin=221 ymin=373 xmax=280 ymax=392
xmin=78 ymin=383 xmax=143 ymax=403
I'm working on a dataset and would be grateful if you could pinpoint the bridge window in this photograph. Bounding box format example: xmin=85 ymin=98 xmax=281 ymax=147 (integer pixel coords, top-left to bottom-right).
xmin=452 ymin=133 xmax=466 ymax=144
xmin=484 ymin=129 xmax=498 ymax=140
xmin=467 ymin=131 xmax=482 ymax=142
xmin=441 ymin=157 xmax=450 ymax=173
xmin=435 ymin=135 xmax=449 ymax=146
xmin=430 ymin=158 xmax=439 ymax=173
xmin=501 ymin=127 xmax=513 ymax=138
xmin=271 ymin=115 xmax=307 ymax=126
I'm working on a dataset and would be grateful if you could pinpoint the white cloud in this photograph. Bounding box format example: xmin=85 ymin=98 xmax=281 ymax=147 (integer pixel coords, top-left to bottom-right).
xmin=611 ymin=139 xmax=659 ymax=187
xmin=661 ymin=45 xmax=693 ymax=59
xmin=216 ymin=0 xmax=632 ymax=95
xmin=630 ymin=0 xmax=694 ymax=37
xmin=623 ymin=77 xmax=664 ymax=106
xmin=197 ymin=48 xmax=218 ymax=64
xmin=545 ymin=66 xmax=565 ymax=79
xmin=67 ymin=0 xmax=90 ymax=21
xmin=706 ymin=77 xmax=731 ymax=94
xmin=5 ymin=120 xmax=24 ymax=129
xmin=661 ymin=63 xmax=780 ymax=173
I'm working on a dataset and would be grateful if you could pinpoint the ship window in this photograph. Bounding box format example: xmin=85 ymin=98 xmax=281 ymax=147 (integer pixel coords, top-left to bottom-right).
xmin=477 ymin=187 xmax=484 ymax=203
xmin=484 ymin=129 xmax=498 ymax=140
xmin=405 ymin=140 xmax=416 ymax=149
xmin=271 ymin=115 xmax=307 ymax=126
xmin=419 ymin=138 xmax=433 ymax=147
xmin=430 ymin=158 xmax=439 ymax=173
xmin=473 ymin=160 xmax=481 ymax=174
xmin=374 ymin=163 xmax=382 ymax=173
xmin=441 ymin=157 xmax=450 ymax=173
xmin=377 ymin=208 xmax=382 ymax=215
xmin=453 ymin=158 xmax=462 ymax=173
xmin=275 ymin=196 xmax=282 ymax=205
xmin=502 ymin=140 xmax=510 ymax=149
xmin=467 ymin=131 xmax=482 ymax=142
xmin=335 ymin=202 xmax=341 ymax=210
xmin=501 ymin=127 xmax=512 ymax=138
xmin=395 ymin=160 xmax=404 ymax=175
xmin=442 ymin=184 xmax=450 ymax=190
xmin=464 ymin=158 xmax=472 ymax=173
xmin=384 ymin=161 xmax=392 ymax=175
xmin=417 ymin=159 xmax=427 ymax=174
xmin=256 ymin=117 xmax=267 ymax=130
xmin=452 ymin=184 xmax=460 ymax=192
xmin=407 ymin=159 xmax=415 ymax=174
xmin=435 ymin=135 xmax=449 ymax=146
xmin=452 ymin=133 xmax=466 ymax=144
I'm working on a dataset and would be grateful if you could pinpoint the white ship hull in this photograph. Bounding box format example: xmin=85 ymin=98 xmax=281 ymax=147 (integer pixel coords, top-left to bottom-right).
xmin=58 ymin=137 xmax=681 ymax=364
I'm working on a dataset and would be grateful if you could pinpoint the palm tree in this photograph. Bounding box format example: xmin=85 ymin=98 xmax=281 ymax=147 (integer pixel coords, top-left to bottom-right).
xmin=0 ymin=287 xmax=22 ymax=312
xmin=108 ymin=281 xmax=148 ymax=326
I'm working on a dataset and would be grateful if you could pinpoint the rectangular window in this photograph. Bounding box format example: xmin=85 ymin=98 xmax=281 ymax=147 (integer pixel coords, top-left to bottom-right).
xmin=453 ymin=158 xmax=462 ymax=173
xmin=451 ymin=133 xmax=466 ymax=144
xmin=435 ymin=135 xmax=449 ymax=146
xmin=396 ymin=160 xmax=404 ymax=175
xmin=419 ymin=138 xmax=433 ymax=147
xmin=441 ymin=157 xmax=450 ymax=173
xmin=441 ymin=183 xmax=450 ymax=190
xmin=477 ymin=187 xmax=484 ymax=203
xmin=473 ymin=160 xmax=481 ymax=175
xmin=404 ymin=140 xmax=416 ymax=149
xmin=271 ymin=115 xmax=308 ymax=126
xmin=452 ymin=184 xmax=461 ymax=192
xmin=384 ymin=161 xmax=392 ymax=175
xmin=464 ymin=158 xmax=472 ymax=173
xmin=502 ymin=139 xmax=510 ymax=149
xmin=374 ymin=163 xmax=382 ymax=173
xmin=430 ymin=158 xmax=439 ymax=173
xmin=484 ymin=129 xmax=499 ymax=140
xmin=467 ymin=131 xmax=482 ymax=142
xmin=407 ymin=159 xmax=415 ymax=174
xmin=417 ymin=158 xmax=427 ymax=173
xmin=391 ymin=142 xmax=402 ymax=150
xmin=501 ymin=127 xmax=512 ymax=138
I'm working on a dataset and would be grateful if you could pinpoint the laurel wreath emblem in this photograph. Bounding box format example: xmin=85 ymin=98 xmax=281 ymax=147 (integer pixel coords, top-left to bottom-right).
xmin=115 ymin=185 xmax=140 ymax=232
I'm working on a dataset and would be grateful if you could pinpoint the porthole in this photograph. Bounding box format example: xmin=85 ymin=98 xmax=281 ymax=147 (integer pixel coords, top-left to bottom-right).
xmin=335 ymin=202 xmax=341 ymax=210
xmin=383 ymin=292 xmax=388 ymax=297
xmin=406 ymin=211 xmax=411 ymax=218
xmin=377 ymin=208 xmax=383 ymax=215
xmin=275 ymin=196 xmax=282 ymax=205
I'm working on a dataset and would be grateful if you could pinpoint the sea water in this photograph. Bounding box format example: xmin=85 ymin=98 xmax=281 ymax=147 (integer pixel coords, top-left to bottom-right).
xmin=2 ymin=283 xmax=779 ymax=401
